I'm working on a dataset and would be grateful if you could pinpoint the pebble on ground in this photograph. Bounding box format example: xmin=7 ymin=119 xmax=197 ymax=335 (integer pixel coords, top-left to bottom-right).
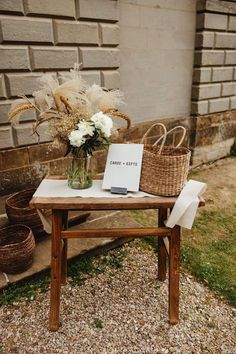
xmin=0 ymin=242 xmax=235 ymax=354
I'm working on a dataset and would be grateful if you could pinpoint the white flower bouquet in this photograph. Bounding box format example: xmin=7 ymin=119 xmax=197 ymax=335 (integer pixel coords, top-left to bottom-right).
xmin=8 ymin=64 xmax=131 ymax=189
xmin=68 ymin=111 xmax=113 ymax=157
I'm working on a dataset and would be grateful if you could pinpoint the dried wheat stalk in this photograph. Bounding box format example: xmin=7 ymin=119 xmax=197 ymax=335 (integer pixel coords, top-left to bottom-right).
xmin=60 ymin=96 xmax=73 ymax=114
xmin=8 ymin=103 xmax=35 ymax=122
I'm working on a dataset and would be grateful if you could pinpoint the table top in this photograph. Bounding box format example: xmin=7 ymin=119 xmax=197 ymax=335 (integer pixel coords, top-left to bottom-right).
xmin=30 ymin=177 xmax=205 ymax=211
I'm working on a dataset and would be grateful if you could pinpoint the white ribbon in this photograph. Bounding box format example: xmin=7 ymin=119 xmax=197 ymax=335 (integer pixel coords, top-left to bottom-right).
xmin=165 ymin=179 xmax=207 ymax=229
xmin=37 ymin=209 xmax=52 ymax=234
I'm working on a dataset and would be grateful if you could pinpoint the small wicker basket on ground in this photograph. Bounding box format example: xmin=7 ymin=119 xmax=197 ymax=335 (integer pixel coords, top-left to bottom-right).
xmin=5 ymin=189 xmax=49 ymax=236
xmin=0 ymin=224 xmax=35 ymax=274
xmin=140 ymin=123 xmax=191 ymax=197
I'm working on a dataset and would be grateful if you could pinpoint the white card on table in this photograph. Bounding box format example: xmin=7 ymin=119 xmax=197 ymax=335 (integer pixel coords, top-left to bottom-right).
xmin=102 ymin=143 xmax=144 ymax=192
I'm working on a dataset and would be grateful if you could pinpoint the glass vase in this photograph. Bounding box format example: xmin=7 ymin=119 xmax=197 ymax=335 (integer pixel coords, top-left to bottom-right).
xmin=68 ymin=155 xmax=92 ymax=190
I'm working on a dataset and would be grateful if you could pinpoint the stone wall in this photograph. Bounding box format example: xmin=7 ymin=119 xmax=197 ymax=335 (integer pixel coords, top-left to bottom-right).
xmin=0 ymin=0 xmax=120 ymax=150
xmin=191 ymin=0 xmax=236 ymax=165
xmin=0 ymin=0 xmax=120 ymax=195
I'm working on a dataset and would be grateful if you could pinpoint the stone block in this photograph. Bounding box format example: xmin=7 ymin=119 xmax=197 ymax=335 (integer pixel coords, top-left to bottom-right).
xmin=0 ymin=46 xmax=30 ymax=70
xmin=212 ymin=67 xmax=233 ymax=82
xmin=220 ymin=121 xmax=236 ymax=140
xmin=0 ymin=17 xmax=53 ymax=43
xmin=0 ymin=125 xmax=14 ymax=149
xmin=5 ymin=73 xmax=43 ymax=97
xmin=0 ymin=100 xmax=11 ymax=123
xmin=225 ymin=51 xmax=236 ymax=65
xmin=197 ymin=13 xmax=227 ymax=30
xmin=0 ymin=75 xmax=7 ymax=98
xmin=0 ymin=163 xmax=49 ymax=196
xmin=230 ymin=96 xmax=236 ymax=109
xmin=30 ymin=47 xmax=78 ymax=70
xmin=77 ymin=0 xmax=118 ymax=22
xmin=80 ymin=71 xmax=101 ymax=85
xmin=229 ymin=16 xmax=236 ymax=32
xmin=192 ymin=138 xmax=234 ymax=166
xmin=195 ymin=126 xmax=220 ymax=146
xmin=194 ymin=50 xmax=224 ymax=66
xmin=28 ymin=142 xmax=65 ymax=164
xmin=193 ymin=68 xmax=211 ymax=83
xmin=195 ymin=32 xmax=214 ymax=48
xmin=191 ymin=101 xmax=208 ymax=115
xmin=0 ymin=99 xmax=37 ymax=124
xmin=234 ymin=67 xmax=236 ymax=80
xmin=215 ymin=33 xmax=236 ymax=49
xmin=80 ymin=48 xmax=119 ymax=69
xmin=35 ymin=122 xmax=52 ymax=144
xmin=48 ymin=157 xmax=69 ymax=176
xmin=58 ymin=70 xmax=101 ymax=86
xmin=192 ymin=84 xmax=221 ymax=100
xmin=101 ymin=70 xmax=120 ymax=89
xmin=0 ymin=147 xmax=29 ymax=171
xmin=100 ymin=24 xmax=119 ymax=46
xmin=0 ymin=0 xmax=24 ymax=14
xmin=24 ymin=0 xmax=75 ymax=18
xmin=54 ymin=20 xmax=98 ymax=45
xmin=197 ymin=0 xmax=236 ymax=15
xmin=222 ymin=82 xmax=236 ymax=96
xmin=13 ymin=121 xmax=51 ymax=147
xmin=209 ymin=98 xmax=230 ymax=113
xmin=194 ymin=114 xmax=223 ymax=130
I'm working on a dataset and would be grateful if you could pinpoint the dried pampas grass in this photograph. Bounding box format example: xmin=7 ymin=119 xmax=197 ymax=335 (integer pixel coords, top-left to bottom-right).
xmin=83 ymin=84 xmax=124 ymax=115
xmin=7 ymin=63 xmax=130 ymax=144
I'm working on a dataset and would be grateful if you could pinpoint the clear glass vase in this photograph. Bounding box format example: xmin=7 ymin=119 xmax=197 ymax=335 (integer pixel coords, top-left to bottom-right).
xmin=68 ymin=155 xmax=93 ymax=190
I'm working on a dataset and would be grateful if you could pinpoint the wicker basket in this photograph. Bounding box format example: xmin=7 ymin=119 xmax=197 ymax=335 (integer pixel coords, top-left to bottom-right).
xmin=0 ymin=224 xmax=35 ymax=274
xmin=140 ymin=123 xmax=191 ymax=197
xmin=5 ymin=189 xmax=49 ymax=236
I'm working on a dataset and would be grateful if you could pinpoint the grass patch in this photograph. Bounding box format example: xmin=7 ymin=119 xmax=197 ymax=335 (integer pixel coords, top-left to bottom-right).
xmin=0 ymin=245 xmax=129 ymax=305
xmin=0 ymin=273 xmax=50 ymax=306
xmin=93 ymin=318 xmax=103 ymax=329
xmin=68 ymin=254 xmax=105 ymax=286
xmin=129 ymin=206 xmax=236 ymax=308
xmin=182 ymin=207 xmax=236 ymax=308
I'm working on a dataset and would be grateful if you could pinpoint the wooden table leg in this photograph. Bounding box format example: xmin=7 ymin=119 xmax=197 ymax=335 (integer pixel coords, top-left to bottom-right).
xmin=50 ymin=209 xmax=63 ymax=331
xmin=168 ymin=225 xmax=181 ymax=325
xmin=158 ymin=208 xmax=168 ymax=281
xmin=61 ymin=211 xmax=68 ymax=285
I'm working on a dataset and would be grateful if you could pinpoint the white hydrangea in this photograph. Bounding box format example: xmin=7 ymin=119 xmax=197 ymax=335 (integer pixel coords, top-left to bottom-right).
xmin=68 ymin=130 xmax=86 ymax=147
xmin=91 ymin=112 xmax=113 ymax=138
xmin=77 ymin=120 xmax=95 ymax=137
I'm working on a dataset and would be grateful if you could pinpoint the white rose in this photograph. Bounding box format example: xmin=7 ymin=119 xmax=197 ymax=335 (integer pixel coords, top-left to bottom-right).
xmin=91 ymin=112 xmax=113 ymax=138
xmin=77 ymin=120 xmax=95 ymax=137
xmin=68 ymin=130 xmax=86 ymax=147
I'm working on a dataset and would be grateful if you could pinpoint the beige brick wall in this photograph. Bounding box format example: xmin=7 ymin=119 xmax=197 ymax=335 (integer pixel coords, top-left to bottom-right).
xmin=191 ymin=0 xmax=236 ymax=166
xmin=0 ymin=0 xmax=119 ymax=150
xmin=192 ymin=0 xmax=236 ymax=115
xmin=119 ymin=0 xmax=196 ymax=122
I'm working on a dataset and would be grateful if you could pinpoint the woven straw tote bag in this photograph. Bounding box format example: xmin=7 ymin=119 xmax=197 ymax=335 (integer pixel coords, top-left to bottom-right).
xmin=139 ymin=123 xmax=191 ymax=196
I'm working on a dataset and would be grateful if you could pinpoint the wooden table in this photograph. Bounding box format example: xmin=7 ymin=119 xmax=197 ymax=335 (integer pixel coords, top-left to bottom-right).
xmin=30 ymin=184 xmax=204 ymax=332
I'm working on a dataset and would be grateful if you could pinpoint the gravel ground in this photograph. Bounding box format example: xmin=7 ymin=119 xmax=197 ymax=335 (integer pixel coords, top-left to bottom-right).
xmin=0 ymin=241 xmax=235 ymax=354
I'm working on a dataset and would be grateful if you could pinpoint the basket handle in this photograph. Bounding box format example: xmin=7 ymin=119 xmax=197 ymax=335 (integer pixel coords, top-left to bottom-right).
xmin=153 ymin=125 xmax=187 ymax=153
xmin=140 ymin=123 xmax=167 ymax=153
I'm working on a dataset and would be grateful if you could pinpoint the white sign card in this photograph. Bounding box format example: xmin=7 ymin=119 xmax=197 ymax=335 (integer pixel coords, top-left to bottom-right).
xmin=102 ymin=143 xmax=144 ymax=192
